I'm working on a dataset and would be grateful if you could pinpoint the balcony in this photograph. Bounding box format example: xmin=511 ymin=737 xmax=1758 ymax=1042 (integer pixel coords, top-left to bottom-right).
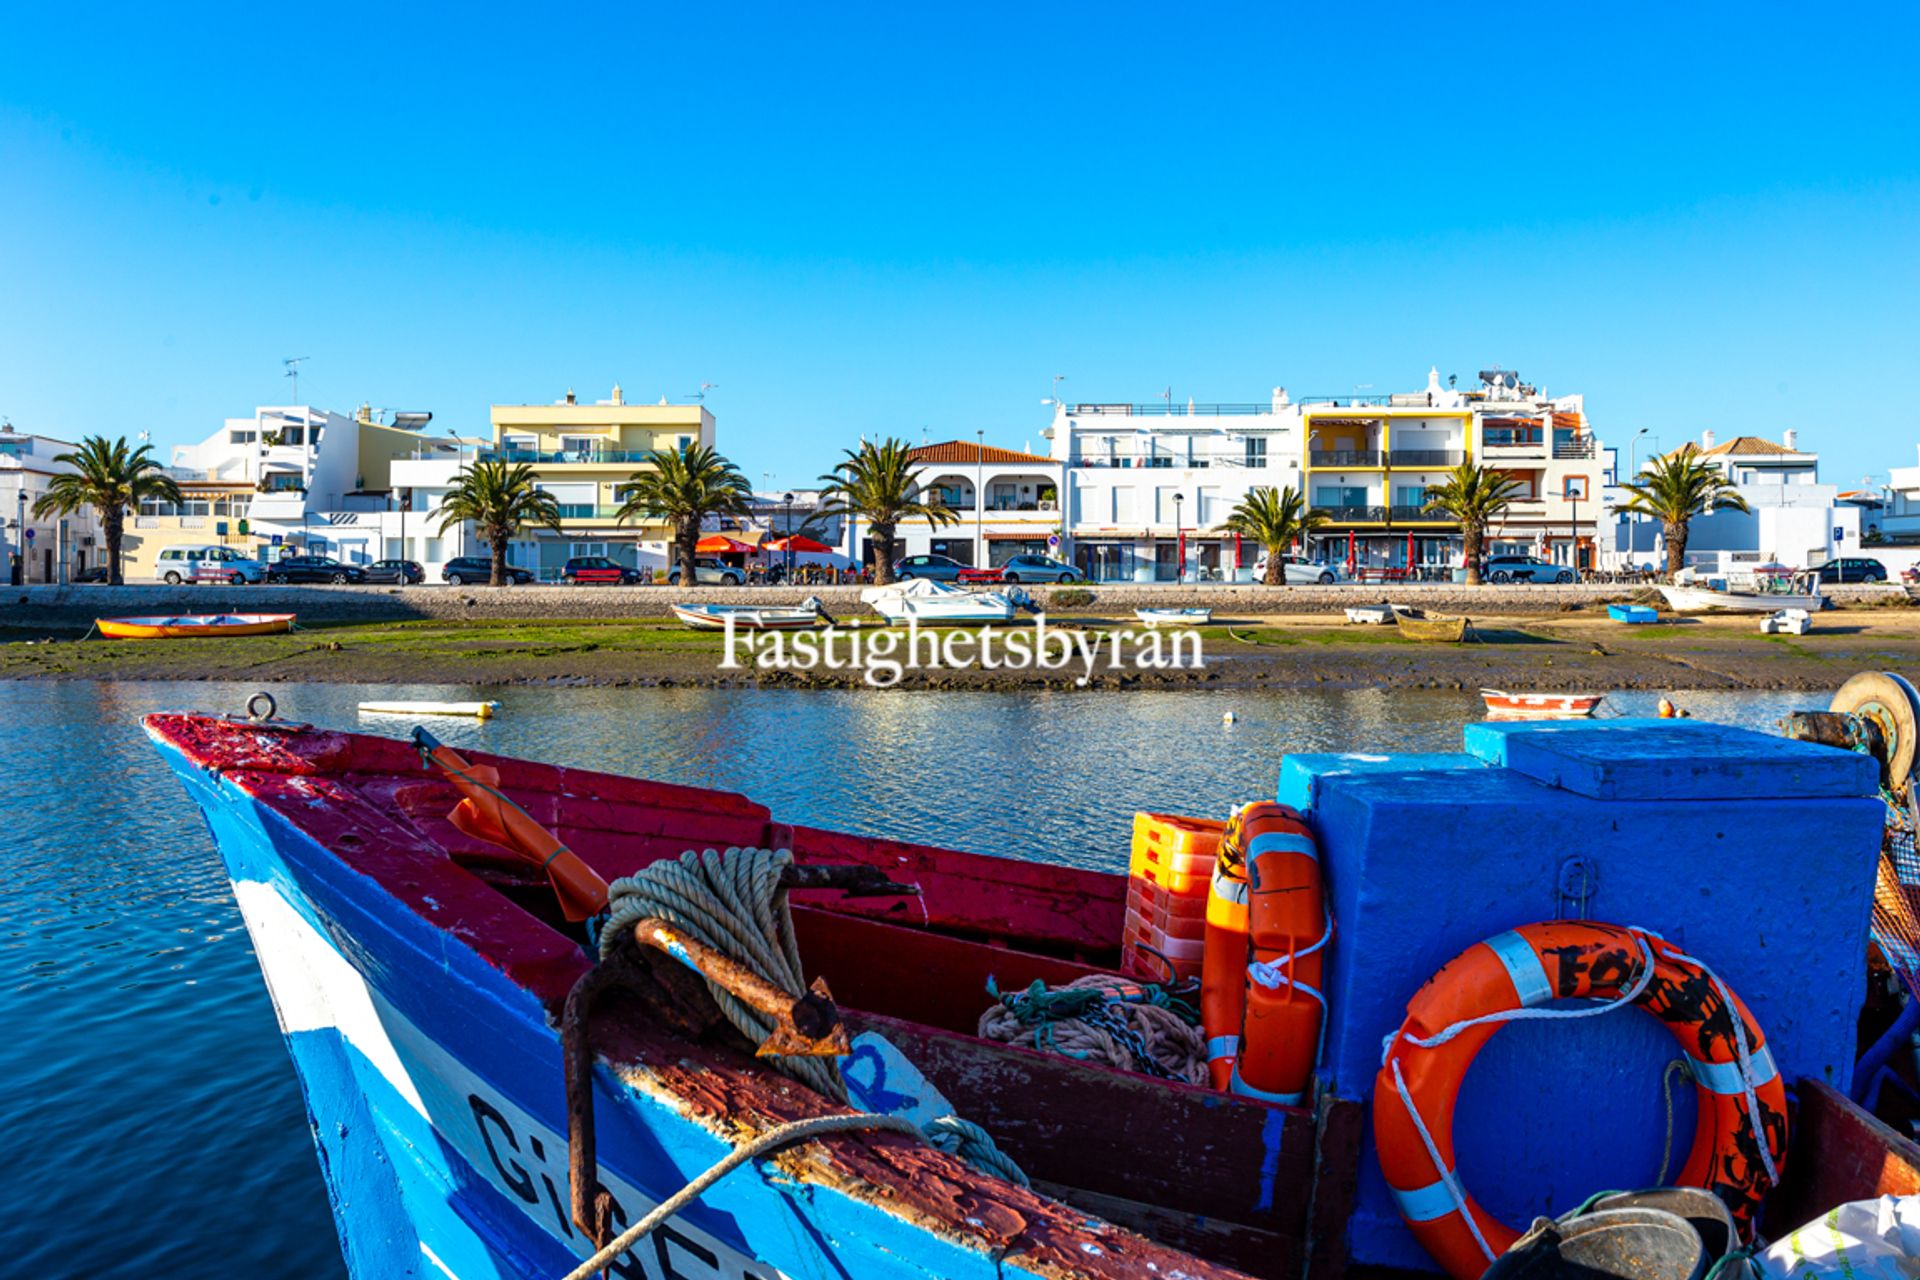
xmin=1310 ymin=449 xmax=1384 ymax=468
xmin=482 ymin=448 xmax=656 ymax=466
xmin=1388 ymin=449 xmax=1464 ymax=468
xmin=1389 ymin=505 xmax=1451 ymax=523
xmin=1313 ymin=504 xmax=1388 ymax=523
xmin=1482 ymin=431 xmax=1545 ymax=451
xmin=1553 ymin=438 xmax=1596 ymax=460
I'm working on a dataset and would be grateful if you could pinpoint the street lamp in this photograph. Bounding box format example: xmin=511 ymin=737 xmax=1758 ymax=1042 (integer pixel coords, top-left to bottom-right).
xmin=782 ymin=492 xmax=794 ymax=582
xmin=1172 ymin=492 xmax=1185 ymax=582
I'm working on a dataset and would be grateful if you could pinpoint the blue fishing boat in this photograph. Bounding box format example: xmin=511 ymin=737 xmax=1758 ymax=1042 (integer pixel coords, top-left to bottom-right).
xmin=145 ymin=678 xmax=1920 ymax=1279
xmin=1607 ymin=603 xmax=1659 ymax=624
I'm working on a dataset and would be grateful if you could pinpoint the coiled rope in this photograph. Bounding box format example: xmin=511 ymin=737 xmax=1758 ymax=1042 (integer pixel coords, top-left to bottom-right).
xmin=978 ymin=973 xmax=1208 ymax=1085
xmin=597 ymin=846 xmax=1027 ymax=1189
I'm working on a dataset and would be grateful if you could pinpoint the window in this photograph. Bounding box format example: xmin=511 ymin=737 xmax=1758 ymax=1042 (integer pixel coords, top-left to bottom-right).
xmin=229 ymin=430 xmax=255 ymax=444
xmin=560 ymin=435 xmax=597 ymax=457
xmin=1563 ymin=476 xmax=1589 ymax=501
xmin=1114 ymin=489 xmax=1135 ymax=523
xmin=1394 ymin=485 xmax=1427 ymax=508
xmin=1245 ymin=437 xmax=1268 ymax=469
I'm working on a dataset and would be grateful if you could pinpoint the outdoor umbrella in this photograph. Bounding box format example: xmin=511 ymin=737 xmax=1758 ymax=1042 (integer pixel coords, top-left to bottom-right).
xmin=695 ymin=534 xmax=756 ymax=554
xmin=767 ymin=534 xmax=834 ymax=553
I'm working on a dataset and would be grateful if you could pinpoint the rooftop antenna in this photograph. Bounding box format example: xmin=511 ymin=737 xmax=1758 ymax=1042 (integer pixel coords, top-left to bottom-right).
xmin=1042 ymin=374 xmax=1068 ymax=407
xmin=687 ymin=382 xmax=719 ymax=402
xmin=283 ymin=356 xmax=310 ymax=403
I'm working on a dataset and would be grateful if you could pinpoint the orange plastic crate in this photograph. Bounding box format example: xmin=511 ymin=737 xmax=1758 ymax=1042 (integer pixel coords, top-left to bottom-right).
xmin=1129 ymin=812 xmax=1226 ymax=897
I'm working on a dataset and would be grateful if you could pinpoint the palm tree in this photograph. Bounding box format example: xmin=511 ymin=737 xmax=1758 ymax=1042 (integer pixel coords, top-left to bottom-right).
xmin=437 ymin=460 xmax=561 ymax=585
xmin=1422 ymin=463 xmax=1523 ymax=585
xmin=615 ymin=443 xmax=753 ymax=584
xmin=815 ymin=439 xmax=957 ymax=585
xmin=32 ymin=436 xmax=182 ymax=585
xmin=1614 ymin=445 xmax=1751 ymax=578
xmin=1222 ymin=486 xmax=1326 ymax=586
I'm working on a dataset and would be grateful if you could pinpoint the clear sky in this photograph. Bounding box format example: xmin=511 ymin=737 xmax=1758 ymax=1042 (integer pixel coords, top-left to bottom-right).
xmin=2 ymin=3 xmax=1915 ymax=491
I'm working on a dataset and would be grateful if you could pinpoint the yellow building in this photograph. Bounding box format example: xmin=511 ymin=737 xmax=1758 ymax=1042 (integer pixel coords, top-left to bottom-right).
xmin=1301 ymin=405 xmax=1472 ymax=566
xmin=486 ymin=386 xmax=716 ymax=578
xmin=123 ymin=479 xmax=263 ymax=581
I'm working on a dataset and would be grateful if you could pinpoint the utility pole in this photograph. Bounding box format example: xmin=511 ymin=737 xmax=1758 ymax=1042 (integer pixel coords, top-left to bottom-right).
xmin=976 ymin=428 xmax=986 ymax=570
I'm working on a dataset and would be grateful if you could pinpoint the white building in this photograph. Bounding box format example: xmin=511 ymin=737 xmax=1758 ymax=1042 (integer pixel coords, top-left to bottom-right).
xmin=1616 ymin=431 xmax=1858 ymax=572
xmin=139 ymin=404 xmax=473 ymax=579
xmin=878 ymin=442 xmax=1064 ymax=569
xmin=1047 ymin=368 xmax=1616 ymax=581
xmin=1048 ymin=391 xmax=1301 ymax=582
xmin=0 ymin=424 xmax=102 ymax=584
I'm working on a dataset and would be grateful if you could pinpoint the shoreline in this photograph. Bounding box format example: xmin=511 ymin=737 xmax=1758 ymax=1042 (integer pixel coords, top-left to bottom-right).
xmin=4 ymin=609 xmax=1917 ymax=693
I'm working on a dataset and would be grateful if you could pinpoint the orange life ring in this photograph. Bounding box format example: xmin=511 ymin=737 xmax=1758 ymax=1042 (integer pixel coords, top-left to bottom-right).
xmin=1372 ymin=922 xmax=1789 ymax=1280
xmin=1228 ymin=803 xmax=1329 ymax=1105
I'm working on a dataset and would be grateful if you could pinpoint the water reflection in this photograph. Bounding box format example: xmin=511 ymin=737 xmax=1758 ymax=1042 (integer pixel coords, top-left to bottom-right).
xmin=0 ymin=679 xmax=1828 ymax=1277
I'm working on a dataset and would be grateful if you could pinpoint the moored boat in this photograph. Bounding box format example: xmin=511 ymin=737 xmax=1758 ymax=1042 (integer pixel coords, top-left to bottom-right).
xmin=1760 ymin=607 xmax=1813 ymax=636
xmin=1134 ymin=607 xmax=1212 ymax=627
xmin=672 ymin=597 xmax=828 ymax=631
xmin=142 ymin=680 xmax=1920 ymax=1279
xmin=1391 ymin=606 xmax=1469 ymax=642
xmin=1480 ymin=688 xmax=1604 ymax=718
xmin=1658 ymin=583 xmax=1826 ymax=613
xmin=861 ymin=578 xmax=1028 ymax=624
xmin=1344 ymin=603 xmax=1395 ymax=625
xmin=358 ymin=699 xmax=502 ymax=718
xmin=1607 ymin=603 xmax=1659 ymax=624
xmin=97 ymin=612 xmax=294 ymax=639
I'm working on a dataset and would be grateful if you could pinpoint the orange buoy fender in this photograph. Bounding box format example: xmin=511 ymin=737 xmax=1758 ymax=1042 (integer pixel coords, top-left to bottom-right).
xmin=1231 ymin=803 xmax=1328 ymax=1105
xmin=1201 ymin=804 xmax=1256 ymax=1089
xmin=1372 ymin=922 xmax=1788 ymax=1280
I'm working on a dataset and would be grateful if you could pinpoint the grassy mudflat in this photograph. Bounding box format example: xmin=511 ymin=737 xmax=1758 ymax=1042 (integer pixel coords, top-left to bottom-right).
xmin=5 ymin=607 xmax=1920 ymax=691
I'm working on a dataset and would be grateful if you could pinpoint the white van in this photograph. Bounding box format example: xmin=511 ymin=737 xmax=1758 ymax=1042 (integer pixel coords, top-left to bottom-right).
xmin=155 ymin=545 xmax=267 ymax=585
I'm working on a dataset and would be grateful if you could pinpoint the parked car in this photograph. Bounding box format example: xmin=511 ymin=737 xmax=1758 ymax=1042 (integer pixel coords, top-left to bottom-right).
xmin=667 ymin=558 xmax=745 ymax=586
xmin=73 ymin=566 xmax=110 ymax=584
xmin=361 ymin=559 xmax=425 ymax=585
xmin=154 ymin=544 xmax=267 ymax=585
xmin=1485 ymin=555 xmax=1575 ymax=584
xmin=893 ymin=554 xmax=969 ymax=582
xmin=264 ymin=555 xmax=367 ymax=584
xmin=997 ymin=554 xmax=1084 ymax=584
xmin=1902 ymin=565 xmax=1920 ymax=586
xmin=441 ymin=556 xmax=535 ymax=586
xmin=1814 ymin=556 xmax=1888 ymax=584
xmin=562 ymin=555 xmax=643 ymax=585
xmin=1251 ymin=554 xmax=1344 ymax=585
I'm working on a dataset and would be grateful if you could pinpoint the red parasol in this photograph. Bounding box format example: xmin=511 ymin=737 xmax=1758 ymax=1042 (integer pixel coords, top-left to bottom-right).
xmin=695 ymin=534 xmax=756 ymax=554
xmin=767 ymin=534 xmax=833 ymax=554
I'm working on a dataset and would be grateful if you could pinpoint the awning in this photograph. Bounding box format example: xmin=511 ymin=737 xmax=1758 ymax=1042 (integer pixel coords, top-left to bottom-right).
xmin=695 ymin=534 xmax=757 ymax=554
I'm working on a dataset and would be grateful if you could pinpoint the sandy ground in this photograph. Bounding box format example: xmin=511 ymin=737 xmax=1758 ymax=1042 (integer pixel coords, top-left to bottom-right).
xmin=4 ymin=606 xmax=1919 ymax=692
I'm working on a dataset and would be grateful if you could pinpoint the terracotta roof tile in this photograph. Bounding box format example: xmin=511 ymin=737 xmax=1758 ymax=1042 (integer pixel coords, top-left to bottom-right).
xmin=908 ymin=441 xmax=1056 ymax=465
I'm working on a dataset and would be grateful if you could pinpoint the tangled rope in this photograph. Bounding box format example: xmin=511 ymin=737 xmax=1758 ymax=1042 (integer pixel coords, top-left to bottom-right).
xmin=978 ymin=974 xmax=1208 ymax=1085
xmin=599 ymin=846 xmax=1028 ymax=1187
xmin=602 ymin=846 xmax=845 ymax=1101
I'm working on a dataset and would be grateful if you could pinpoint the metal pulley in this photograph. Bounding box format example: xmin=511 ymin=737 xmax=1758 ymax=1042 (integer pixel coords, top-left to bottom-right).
xmin=1781 ymin=671 xmax=1920 ymax=794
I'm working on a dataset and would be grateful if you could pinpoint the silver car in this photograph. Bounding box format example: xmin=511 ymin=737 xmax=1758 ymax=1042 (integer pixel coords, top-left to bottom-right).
xmin=667 ymin=557 xmax=745 ymax=586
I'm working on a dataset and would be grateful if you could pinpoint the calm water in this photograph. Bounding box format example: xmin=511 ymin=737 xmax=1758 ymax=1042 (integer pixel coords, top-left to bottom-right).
xmin=0 ymin=680 xmax=1825 ymax=1276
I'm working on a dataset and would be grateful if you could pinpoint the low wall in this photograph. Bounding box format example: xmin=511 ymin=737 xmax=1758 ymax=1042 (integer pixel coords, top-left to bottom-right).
xmin=1 ymin=581 xmax=1908 ymax=630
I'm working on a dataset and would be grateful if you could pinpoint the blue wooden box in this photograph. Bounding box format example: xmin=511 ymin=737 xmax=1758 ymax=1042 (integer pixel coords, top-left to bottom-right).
xmin=1279 ymin=719 xmax=1882 ymax=1271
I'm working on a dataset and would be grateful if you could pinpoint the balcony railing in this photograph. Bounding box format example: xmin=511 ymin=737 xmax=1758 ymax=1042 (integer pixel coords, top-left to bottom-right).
xmin=482 ymin=448 xmax=656 ymax=465
xmin=1483 ymin=431 xmax=1545 ymax=449
xmin=1069 ymin=453 xmax=1263 ymax=469
xmin=1310 ymin=449 xmax=1384 ymax=467
xmin=1388 ymin=449 xmax=1464 ymax=468
xmin=1389 ymin=505 xmax=1449 ymax=522
xmin=1313 ymin=504 xmax=1387 ymax=523
xmin=1554 ymin=438 xmax=1597 ymax=460
xmin=1070 ymin=403 xmax=1275 ymax=416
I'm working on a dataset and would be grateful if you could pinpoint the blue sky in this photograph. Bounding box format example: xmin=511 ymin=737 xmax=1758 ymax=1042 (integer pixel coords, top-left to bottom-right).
xmin=2 ymin=3 xmax=1915 ymax=490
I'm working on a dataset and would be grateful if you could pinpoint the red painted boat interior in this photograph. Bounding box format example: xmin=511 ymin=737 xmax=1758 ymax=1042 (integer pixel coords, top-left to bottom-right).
xmin=148 ymin=713 xmax=1354 ymax=1280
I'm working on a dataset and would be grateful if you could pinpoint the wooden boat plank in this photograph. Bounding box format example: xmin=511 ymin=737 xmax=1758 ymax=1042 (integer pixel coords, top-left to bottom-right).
xmin=850 ymin=1009 xmax=1321 ymax=1234
xmin=1028 ymin=1180 xmax=1303 ymax=1280
xmin=1769 ymin=1078 xmax=1920 ymax=1232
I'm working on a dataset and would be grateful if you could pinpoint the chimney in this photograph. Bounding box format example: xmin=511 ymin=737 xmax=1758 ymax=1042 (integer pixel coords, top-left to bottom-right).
xmin=1782 ymin=429 xmax=1798 ymax=452
xmin=565 ymin=388 xmax=576 ymax=405
xmin=1702 ymin=429 xmax=1716 ymax=450
xmin=611 ymin=383 xmax=624 ymax=406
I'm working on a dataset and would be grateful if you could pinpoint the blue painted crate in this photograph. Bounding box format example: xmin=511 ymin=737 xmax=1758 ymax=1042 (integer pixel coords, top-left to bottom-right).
xmin=1607 ymin=603 xmax=1658 ymax=623
xmin=1283 ymin=719 xmax=1883 ymax=1271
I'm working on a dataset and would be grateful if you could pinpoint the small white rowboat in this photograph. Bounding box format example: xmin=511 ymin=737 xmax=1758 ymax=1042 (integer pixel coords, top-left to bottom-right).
xmin=1658 ymin=584 xmax=1825 ymax=614
xmin=1480 ymin=689 xmax=1604 ymax=719
xmin=672 ymin=599 xmax=827 ymax=631
xmin=1135 ymin=607 xmax=1212 ymax=627
xmin=1345 ymin=604 xmax=1396 ymax=625
xmin=358 ymin=700 xmax=502 ymax=719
